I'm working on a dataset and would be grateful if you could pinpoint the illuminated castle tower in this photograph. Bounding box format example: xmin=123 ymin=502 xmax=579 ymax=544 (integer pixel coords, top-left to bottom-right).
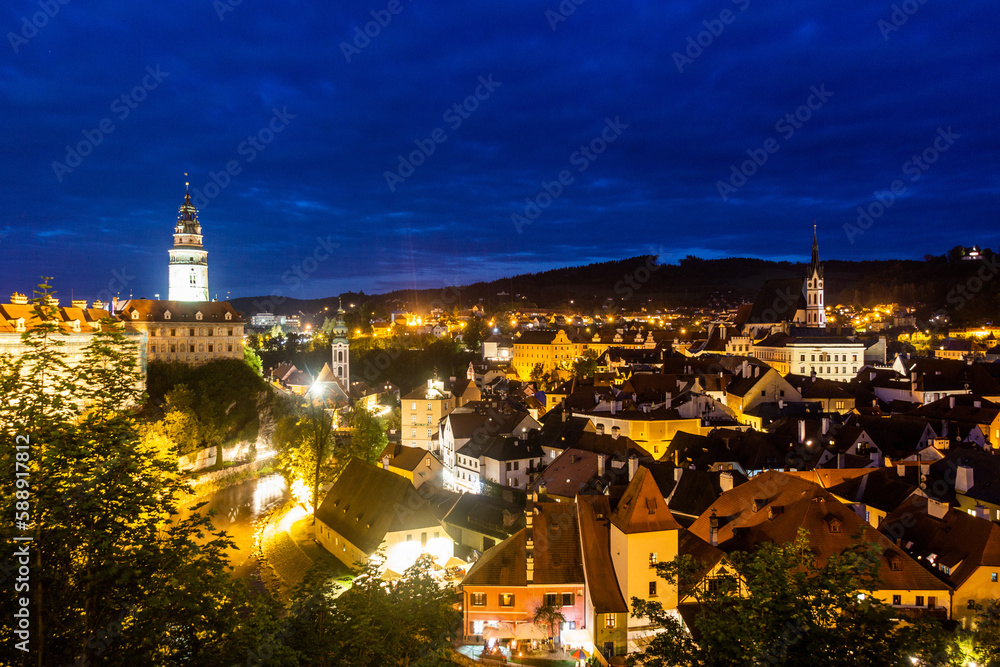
xmin=331 ymin=299 xmax=350 ymax=381
xmin=168 ymin=182 xmax=209 ymax=302
xmin=804 ymin=225 xmax=826 ymax=328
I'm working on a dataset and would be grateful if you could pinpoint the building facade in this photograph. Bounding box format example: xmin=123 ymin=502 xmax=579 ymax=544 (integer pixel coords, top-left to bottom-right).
xmin=118 ymin=299 xmax=244 ymax=365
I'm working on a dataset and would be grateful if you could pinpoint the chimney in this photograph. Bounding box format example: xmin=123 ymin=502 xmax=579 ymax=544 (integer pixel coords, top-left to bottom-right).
xmin=896 ymin=463 xmax=906 ymax=477
xmin=719 ymin=471 xmax=733 ymax=492
xmin=927 ymin=498 xmax=948 ymax=519
xmin=611 ymin=426 xmax=620 ymax=440
xmin=709 ymin=510 xmax=719 ymax=547
xmin=597 ymin=455 xmax=605 ymax=478
xmin=778 ymin=399 xmax=785 ymax=410
xmin=949 ymin=395 xmax=956 ymax=409
xmin=973 ymin=504 xmax=990 ymax=520
xmin=942 ymin=420 xmax=949 ymax=438
xmin=821 ymin=416 xmax=830 ymax=435
xmin=837 ymin=452 xmax=845 ymax=469
xmin=754 ymin=365 xmax=760 ymax=378
xmin=628 ymin=456 xmax=638 ymax=481
xmin=798 ymin=419 xmax=806 ymax=444
xmin=956 ymin=465 xmax=974 ymax=493
xmin=561 ymin=409 xmax=568 ymax=423
xmin=664 ymin=392 xmax=672 ymax=409
xmin=974 ymin=400 xmax=982 ymax=409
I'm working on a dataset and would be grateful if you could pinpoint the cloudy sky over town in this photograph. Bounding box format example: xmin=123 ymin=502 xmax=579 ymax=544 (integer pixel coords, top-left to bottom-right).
xmin=2 ymin=0 xmax=997 ymax=299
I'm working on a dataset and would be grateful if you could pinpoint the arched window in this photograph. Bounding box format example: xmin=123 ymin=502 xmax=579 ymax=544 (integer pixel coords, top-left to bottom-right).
xmin=190 ymin=270 xmax=196 ymax=285
xmin=338 ymin=350 xmax=343 ymax=362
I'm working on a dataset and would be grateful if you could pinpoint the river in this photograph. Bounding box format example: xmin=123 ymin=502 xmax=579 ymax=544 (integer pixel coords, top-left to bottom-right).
xmin=177 ymin=472 xmax=290 ymax=579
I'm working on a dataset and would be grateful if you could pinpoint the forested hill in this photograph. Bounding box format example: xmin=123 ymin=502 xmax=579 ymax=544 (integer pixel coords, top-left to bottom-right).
xmin=232 ymin=252 xmax=1000 ymax=324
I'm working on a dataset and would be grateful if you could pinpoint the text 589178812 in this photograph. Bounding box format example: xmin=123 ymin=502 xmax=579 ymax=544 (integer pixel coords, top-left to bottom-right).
xmin=13 ymin=434 xmax=32 ymax=653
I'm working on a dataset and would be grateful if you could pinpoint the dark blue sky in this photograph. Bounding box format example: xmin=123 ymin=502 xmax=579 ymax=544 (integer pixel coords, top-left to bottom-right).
xmin=2 ymin=0 xmax=998 ymax=301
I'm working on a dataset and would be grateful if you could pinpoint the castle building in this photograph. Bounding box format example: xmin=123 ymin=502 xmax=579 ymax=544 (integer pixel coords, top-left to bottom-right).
xmin=117 ymin=299 xmax=244 ymax=366
xmin=168 ymin=183 xmax=209 ymax=302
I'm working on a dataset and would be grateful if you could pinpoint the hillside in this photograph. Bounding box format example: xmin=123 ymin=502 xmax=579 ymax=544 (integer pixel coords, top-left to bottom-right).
xmin=231 ymin=252 xmax=1000 ymax=325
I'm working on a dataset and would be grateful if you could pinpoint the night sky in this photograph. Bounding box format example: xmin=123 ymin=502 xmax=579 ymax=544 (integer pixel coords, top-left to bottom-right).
xmin=2 ymin=1 xmax=998 ymax=301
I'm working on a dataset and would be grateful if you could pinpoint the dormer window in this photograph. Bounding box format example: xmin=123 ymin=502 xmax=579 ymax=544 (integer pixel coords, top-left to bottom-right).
xmin=196 ymin=312 xmax=203 ymax=321
xmin=164 ymin=311 xmax=171 ymax=320
xmin=15 ymin=318 xmax=25 ymax=332
xmin=72 ymin=320 xmax=81 ymax=332
xmin=225 ymin=312 xmax=232 ymax=321
xmin=131 ymin=311 xmax=139 ymax=320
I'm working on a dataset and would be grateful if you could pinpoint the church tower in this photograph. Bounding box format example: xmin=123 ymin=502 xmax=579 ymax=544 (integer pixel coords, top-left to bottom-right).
xmin=168 ymin=182 xmax=209 ymax=302
xmin=804 ymin=225 xmax=826 ymax=328
xmin=331 ymin=299 xmax=350 ymax=382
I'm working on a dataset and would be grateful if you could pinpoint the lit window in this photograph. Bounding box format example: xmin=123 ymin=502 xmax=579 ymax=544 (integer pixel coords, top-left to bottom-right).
xmin=648 ymin=581 xmax=657 ymax=597
xmin=605 ymin=614 xmax=616 ymax=628
xmin=471 ymin=593 xmax=486 ymax=606
xmin=499 ymin=593 xmax=515 ymax=607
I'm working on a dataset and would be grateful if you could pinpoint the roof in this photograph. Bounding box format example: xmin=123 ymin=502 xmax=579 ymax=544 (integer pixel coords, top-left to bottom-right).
xmin=531 ymin=448 xmax=601 ymax=498
xmin=827 ymin=467 xmax=918 ymax=513
xmin=687 ymin=471 xmax=948 ymax=592
xmin=478 ymin=435 xmax=545 ymax=463
xmin=117 ymin=299 xmax=244 ymax=323
xmin=462 ymin=502 xmax=583 ymax=587
xmin=382 ymin=443 xmax=437 ymax=472
xmin=314 ymin=459 xmax=443 ymax=554
xmin=746 ymin=278 xmax=805 ymax=325
xmin=880 ymin=496 xmax=1000 ymax=589
xmin=576 ymin=495 xmax=628 ymax=613
xmin=443 ymin=493 xmax=523 ymax=542
xmin=610 ymin=467 xmax=682 ymax=534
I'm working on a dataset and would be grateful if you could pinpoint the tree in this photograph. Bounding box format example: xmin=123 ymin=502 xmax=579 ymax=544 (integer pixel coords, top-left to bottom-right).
xmin=244 ymin=344 xmax=263 ymax=376
xmin=279 ymin=553 xmax=459 ymax=666
xmin=628 ymin=530 xmax=955 ymax=667
xmin=463 ymin=316 xmax=487 ymax=352
xmin=347 ymin=404 xmax=388 ymax=464
xmin=973 ymin=598 xmax=1000 ymax=665
xmin=534 ymin=603 xmax=566 ymax=643
xmin=0 ymin=281 xmax=279 ymax=665
xmin=571 ymin=349 xmax=600 ymax=380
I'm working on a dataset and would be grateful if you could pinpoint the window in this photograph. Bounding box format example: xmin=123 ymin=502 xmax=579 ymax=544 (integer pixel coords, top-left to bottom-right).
xmin=514 ymin=461 xmax=519 ymax=471
xmin=605 ymin=614 xmax=616 ymax=628
xmin=411 ymin=402 xmax=416 ymax=410
xmin=562 ymin=592 xmax=573 ymax=607
xmin=228 ymin=344 xmax=233 ymax=351
xmin=992 ymin=572 xmax=998 ymax=583
xmin=207 ymin=344 xmax=213 ymax=352
xmin=421 ymin=532 xmax=427 ymax=547
xmin=915 ymin=595 xmax=924 ymax=607
xmin=426 ymin=429 xmax=432 ymax=438
xmin=471 ymin=593 xmax=486 ymax=606
xmin=170 ymin=328 xmax=176 ymax=336
xmin=506 ymin=462 xmax=512 ymax=471
xmin=169 ymin=344 xmax=176 ymax=353
xmin=189 ymin=328 xmax=195 ymax=336
xmin=499 ymin=593 xmax=515 ymax=607
xmin=426 ymin=416 xmax=432 ymax=425
xmin=427 ymin=403 xmax=432 ymax=411
xmin=189 ymin=345 xmax=195 ymax=352
xmin=406 ymin=534 xmax=413 ymax=541
xmin=800 ymin=354 xmax=805 ymax=361
xmin=648 ymin=581 xmax=657 ymax=597
xmin=811 ymin=354 xmax=815 ymax=361
xmin=544 ymin=593 xmax=558 ymax=607
xmin=228 ymin=328 xmax=233 ymax=336
xmin=411 ymin=416 xmax=417 ymax=424
xmin=761 ymin=390 xmax=766 ymax=397
xmin=649 ymin=552 xmax=658 ymax=567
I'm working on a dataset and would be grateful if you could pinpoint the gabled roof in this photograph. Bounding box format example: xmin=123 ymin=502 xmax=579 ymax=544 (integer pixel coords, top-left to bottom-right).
xmin=610 ymin=467 xmax=682 ymax=534
xmin=880 ymin=496 xmax=1000 ymax=589
xmin=117 ymin=299 xmax=244 ymax=322
xmin=577 ymin=495 xmax=627 ymax=613
xmin=315 ymin=459 xmax=442 ymax=555
xmin=828 ymin=467 xmax=918 ymax=513
xmin=688 ymin=471 xmax=947 ymax=592
xmin=462 ymin=502 xmax=583 ymax=587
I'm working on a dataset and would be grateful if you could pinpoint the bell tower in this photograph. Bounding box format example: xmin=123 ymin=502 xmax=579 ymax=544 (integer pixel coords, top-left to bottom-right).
xmin=331 ymin=299 xmax=350 ymax=382
xmin=804 ymin=225 xmax=826 ymax=328
xmin=168 ymin=181 xmax=209 ymax=301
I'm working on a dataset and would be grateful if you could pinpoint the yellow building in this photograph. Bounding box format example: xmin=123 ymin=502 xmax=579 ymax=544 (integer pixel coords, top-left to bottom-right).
xmin=881 ymin=496 xmax=1000 ymax=628
xmin=118 ymin=299 xmax=244 ymax=365
xmin=512 ymin=329 xmax=586 ymax=379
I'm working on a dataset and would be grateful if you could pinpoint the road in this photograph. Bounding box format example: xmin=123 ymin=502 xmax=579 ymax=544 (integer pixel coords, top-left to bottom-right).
xmin=177 ymin=472 xmax=290 ymax=579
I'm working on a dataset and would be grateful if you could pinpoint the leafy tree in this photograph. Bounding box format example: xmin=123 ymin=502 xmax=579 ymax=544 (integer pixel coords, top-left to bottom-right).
xmin=276 ymin=393 xmax=335 ymax=520
xmin=628 ymin=530 xmax=955 ymax=667
xmin=244 ymin=344 xmax=263 ymax=376
xmin=347 ymin=404 xmax=388 ymax=465
xmin=973 ymin=598 xmax=1000 ymax=665
xmin=534 ymin=603 xmax=566 ymax=643
xmin=572 ymin=349 xmax=600 ymax=380
xmin=279 ymin=553 xmax=459 ymax=666
xmin=0 ymin=281 xmax=279 ymax=665
xmin=463 ymin=316 xmax=487 ymax=352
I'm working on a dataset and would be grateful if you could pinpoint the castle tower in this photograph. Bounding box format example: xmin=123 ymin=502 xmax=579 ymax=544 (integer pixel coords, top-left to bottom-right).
xmin=168 ymin=182 xmax=209 ymax=301
xmin=331 ymin=299 xmax=350 ymax=381
xmin=804 ymin=225 xmax=826 ymax=328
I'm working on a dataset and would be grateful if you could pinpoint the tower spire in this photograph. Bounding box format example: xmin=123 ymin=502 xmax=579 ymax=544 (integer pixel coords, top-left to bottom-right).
xmin=811 ymin=222 xmax=819 ymax=271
